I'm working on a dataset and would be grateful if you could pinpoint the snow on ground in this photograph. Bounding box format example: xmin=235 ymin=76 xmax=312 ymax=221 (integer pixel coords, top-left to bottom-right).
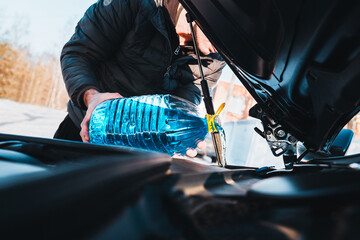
xmin=0 ymin=99 xmax=67 ymax=138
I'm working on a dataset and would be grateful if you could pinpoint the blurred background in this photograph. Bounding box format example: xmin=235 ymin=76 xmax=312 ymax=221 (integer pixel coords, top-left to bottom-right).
xmin=0 ymin=0 xmax=359 ymax=167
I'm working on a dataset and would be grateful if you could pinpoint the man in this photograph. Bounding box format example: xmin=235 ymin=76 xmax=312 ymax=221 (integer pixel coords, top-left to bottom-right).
xmin=54 ymin=0 xmax=224 ymax=143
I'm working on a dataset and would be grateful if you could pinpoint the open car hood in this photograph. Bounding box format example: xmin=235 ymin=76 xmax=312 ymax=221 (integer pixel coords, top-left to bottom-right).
xmin=179 ymin=0 xmax=360 ymax=153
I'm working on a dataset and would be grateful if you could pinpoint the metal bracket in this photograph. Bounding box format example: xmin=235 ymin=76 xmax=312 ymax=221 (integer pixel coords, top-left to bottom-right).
xmin=251 ymin=104 xmax=299 ymax=169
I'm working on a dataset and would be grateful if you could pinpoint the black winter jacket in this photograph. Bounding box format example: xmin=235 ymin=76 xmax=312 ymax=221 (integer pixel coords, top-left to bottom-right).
xmin=61 ymin=0 xmax=224 ymax=126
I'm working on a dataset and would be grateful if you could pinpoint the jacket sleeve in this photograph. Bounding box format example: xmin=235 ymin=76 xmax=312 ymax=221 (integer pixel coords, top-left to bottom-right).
xmin=61 ymin=0 xmax=139 ymax=109
xmin=173 ymin=83 xmax=202 ymax=105
xmin=165 ymin=51 xmax=225 ymax=105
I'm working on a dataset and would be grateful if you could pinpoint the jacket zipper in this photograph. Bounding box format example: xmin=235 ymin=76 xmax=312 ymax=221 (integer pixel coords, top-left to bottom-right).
xmin=150 ymin=7 xmax=180 ymax=65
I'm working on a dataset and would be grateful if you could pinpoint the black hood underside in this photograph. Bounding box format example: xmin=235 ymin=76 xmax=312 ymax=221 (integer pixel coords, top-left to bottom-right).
xmin=179 ymin=0 xmax=360 ymax=152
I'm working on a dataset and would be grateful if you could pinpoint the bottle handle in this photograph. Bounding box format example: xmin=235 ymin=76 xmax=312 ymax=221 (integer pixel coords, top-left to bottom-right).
xmin=207 ymin=103 xmax=225 ymax=133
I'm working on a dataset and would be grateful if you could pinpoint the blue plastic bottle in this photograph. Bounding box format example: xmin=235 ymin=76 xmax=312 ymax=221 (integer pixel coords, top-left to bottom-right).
xmin=89 ymin=94 xmax=209 ymax=155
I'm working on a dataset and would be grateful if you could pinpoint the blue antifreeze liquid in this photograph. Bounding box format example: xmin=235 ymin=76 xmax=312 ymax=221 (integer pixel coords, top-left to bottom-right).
xmin=89 ymin=95 xmax=208 ymax=155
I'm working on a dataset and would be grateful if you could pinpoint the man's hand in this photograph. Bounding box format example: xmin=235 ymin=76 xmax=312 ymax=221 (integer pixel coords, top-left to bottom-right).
xmin=186 ymin=141 xmax=207 ymax=158
xmin=80 ymin=89 xmax=122 ymax=142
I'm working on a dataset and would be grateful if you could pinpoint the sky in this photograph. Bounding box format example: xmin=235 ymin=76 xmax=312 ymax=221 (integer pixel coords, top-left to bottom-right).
xmin=0 ymin=0 xmax=96 ymax=57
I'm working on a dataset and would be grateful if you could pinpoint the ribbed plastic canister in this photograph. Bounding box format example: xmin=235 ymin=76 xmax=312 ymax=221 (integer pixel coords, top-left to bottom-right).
xmin=89 ymin=95 xmax=208 ymax=155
